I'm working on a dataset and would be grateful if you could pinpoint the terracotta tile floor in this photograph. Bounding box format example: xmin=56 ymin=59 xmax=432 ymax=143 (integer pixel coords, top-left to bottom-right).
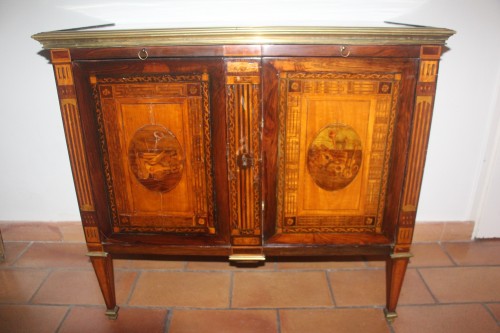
xmin=1 ymin=221 xmax=499 ymax=333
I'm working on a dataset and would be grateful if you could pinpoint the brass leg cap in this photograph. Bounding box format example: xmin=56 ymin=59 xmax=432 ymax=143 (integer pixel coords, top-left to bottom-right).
xmin=105 ymin=306 xmax=119 ymax=320
xmin=384 ymin=308 xmax=398 ymax=322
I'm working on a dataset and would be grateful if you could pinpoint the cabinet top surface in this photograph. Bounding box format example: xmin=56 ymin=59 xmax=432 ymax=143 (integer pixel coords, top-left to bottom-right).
xmin=32 ymin=25 xmax=455 ymax=49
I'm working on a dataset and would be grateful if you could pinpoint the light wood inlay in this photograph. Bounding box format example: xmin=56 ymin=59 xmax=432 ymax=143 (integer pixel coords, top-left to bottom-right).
xmin=60 ymin=100 xmax=95 ymax=211
xmin=226 ymin=67 xmax=262 ymax=240
xmin=51 ymin=50 xmax=98 ymax=244
xmin=84 ymin=227 xmax=100 ymax=243
xmin=396 ymin=45 xmax=442 ymax=249
xmin=419 ymin=61 xmax=438 ymax=83
xmin=54 ymin=64 xmax=74 ymax=85
xmin=402 ymin=96 xmax=433 ymax=209
xmin=92 ymin=74 xmax=216 ymax=234
xmin=53 ymin=63 xmax=96 ymax=214
xmin=276 ymin=68 xmax=400 ymax=234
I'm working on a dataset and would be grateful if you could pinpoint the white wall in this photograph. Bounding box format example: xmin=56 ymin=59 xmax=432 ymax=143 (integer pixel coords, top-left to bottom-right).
xmin=0 ymin=0 xmax=499 ymax=233
xmin=473 ymin=67 xmax=500 ymax=238
xmin=394 ymin=0 xmax=500 ymax=224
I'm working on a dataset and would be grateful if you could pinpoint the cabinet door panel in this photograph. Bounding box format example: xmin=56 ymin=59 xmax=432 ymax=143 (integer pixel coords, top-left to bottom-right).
xmin=263 ymin=58 xmax=417 ymax=244
xmin=76 ymin=60 xmax=227 ymax=240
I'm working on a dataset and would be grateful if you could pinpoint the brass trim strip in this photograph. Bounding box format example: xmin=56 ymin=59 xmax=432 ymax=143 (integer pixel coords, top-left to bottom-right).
xmin=390 ymin=252 xmax=414 ymax=259
xmin=32 ymin=26 xmax=455 ymax=49
xmin=86 ymin=251 xmax=109 ymax=258
xmin=229 ymin=254 xmax=266 ymax=262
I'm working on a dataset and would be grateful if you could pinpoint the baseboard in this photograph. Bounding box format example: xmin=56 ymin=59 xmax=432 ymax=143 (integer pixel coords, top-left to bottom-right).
xmin=0 ymin=220 xmax=475 ymax=243
xmin=413 ymin=221 xmax=475 ymax=242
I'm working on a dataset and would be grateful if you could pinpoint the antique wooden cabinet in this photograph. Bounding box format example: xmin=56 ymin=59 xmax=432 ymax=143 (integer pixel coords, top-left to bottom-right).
xmin=32 ymin=26 xmax=454 ymax=320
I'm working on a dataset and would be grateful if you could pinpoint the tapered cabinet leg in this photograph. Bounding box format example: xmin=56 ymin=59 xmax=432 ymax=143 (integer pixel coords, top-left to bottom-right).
xmin=385 ymin=252 xmax=412 ymax=322
xmin=88 ymin=252 xmax=119 ymax=319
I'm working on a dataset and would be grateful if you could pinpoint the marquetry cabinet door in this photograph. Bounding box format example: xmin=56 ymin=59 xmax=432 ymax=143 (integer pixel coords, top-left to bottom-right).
xmin=262 ymin=57 xmax=418 ymax=244
xmin=72 ymin=58 xmax=230 ymax=243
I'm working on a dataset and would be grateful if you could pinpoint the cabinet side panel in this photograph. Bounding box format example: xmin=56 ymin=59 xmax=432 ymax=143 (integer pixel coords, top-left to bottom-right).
xmin=395 ymin=46 xmax=442 ymax=253
xmin=50 ymin=49 xmax=100 ymax=244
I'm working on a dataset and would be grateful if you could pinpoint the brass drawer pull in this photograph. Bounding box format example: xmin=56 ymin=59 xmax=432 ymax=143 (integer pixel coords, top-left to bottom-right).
xmin=138 ymin=48 xmax=148 ymax=60
xmin=229 ymin=254 xmax=266 ymax=263
xmin=340 ymin=45 xmax=350 ymax=57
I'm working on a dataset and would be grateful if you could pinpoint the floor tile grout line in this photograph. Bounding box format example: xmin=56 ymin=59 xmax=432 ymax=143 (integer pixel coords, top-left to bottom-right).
xmin=415 ymin=267 xmax=440 ymax=304
xmin=276 ymin=308 xmax=282 ymax=333
xmin=8 ymin=241 xmax=34 ymax=267
xmin=26 ymin=267 xmax=54 ymax=305
xmin=142 ymin=304 xmax=388 ymax=311
xmin=412 ymin=264 xmax=500 ymax=270
xmin=277 ymin=267 xmax=387 ymax=273
xmin=325 ymin=270 xmax=338 ymax=307
xmin=184 ymin=268 xmax=278 ymax=272
xmin=438 ymin=242 xmax=459 ymax=266
xmin=0 ymin=266 xmax=95 ymax=273
xmin=109 ymin=301 xmax=500 ymax=311
xmin=26 ymin=301 xmax=500 ymax=311
xmin=115 ymin=268 xmax=189 ymax=273
xmin=1 ymin=240 xmax=86 ymax=244
xmin=7 ymin=301 xmax=499 ymax=311
xmin=54 ymin=305 xmax=73 ymax=333
xmin=164 ymin=307 xmax=174 ymax=333
xmin=481 ymin=303 xmax=500 ymax=326
xmin=124 ymin=269 xmax=143 ymax=305
xmin=229 ymin=271 xmax=235 ymax=309
xmin=396 ymin=301 xmax=500 ymax=310
xmin=125 ymin=266 xmax=388 ymax=273
xmin=437 ymin=222 xmax=446 ymax=243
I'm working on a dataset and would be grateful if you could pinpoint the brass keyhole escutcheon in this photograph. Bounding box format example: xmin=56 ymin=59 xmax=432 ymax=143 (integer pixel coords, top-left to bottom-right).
xmin=237 ymin=153 xmax=254 ymax=169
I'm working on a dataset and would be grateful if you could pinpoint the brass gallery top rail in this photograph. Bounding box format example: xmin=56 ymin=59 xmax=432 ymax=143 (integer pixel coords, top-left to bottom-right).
xmin=32 ymin=26 xmax=455 ymax=49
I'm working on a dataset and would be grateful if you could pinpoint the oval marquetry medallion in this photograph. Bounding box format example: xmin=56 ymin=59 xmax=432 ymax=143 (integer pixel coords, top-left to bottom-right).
xmin=307 ymin=124 xmax=362 ymax=191
xmin=128 ymin=125 xmax=184 ymax=192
